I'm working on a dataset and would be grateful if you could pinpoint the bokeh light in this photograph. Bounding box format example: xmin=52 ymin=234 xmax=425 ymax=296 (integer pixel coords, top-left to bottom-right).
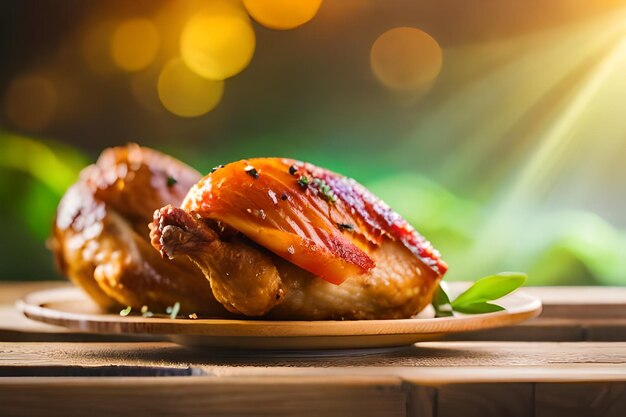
xmin=3 ymin=1 xmax=626 ymax=286
xmin=111 ymin=18 xmax=160 ymax=72
xmin=243 ymin=0 xmax=323 ymax=30
xmin=157 ymin=58 xmax=224 ymax=117
xmin=180 ymin=2 xmax=255 ymax=80
xmin=370 ymin=27 xmax=443 ymax=91
xmin=3 ymin=75 xmax=57 ymax=131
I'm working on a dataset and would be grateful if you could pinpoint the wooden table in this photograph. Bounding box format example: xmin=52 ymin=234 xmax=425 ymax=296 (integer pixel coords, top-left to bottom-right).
xmin=1 ymin=282 xmax=625 ymax=417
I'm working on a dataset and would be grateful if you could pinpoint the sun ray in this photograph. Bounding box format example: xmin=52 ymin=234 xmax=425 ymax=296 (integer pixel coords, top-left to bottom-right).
xmin=392 ymin=8 xmax=626 ymax=185
xmin=455 ymin=31 xmax=626 ymax=279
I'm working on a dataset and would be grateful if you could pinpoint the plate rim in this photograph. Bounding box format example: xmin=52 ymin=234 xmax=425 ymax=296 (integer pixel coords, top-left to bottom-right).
xmin=18 ymin=283 xmax=542 ymax=338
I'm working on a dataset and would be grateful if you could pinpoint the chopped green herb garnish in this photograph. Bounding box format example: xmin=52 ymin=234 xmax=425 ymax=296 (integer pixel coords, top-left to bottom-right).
xmin=169 ymin=301 xmax=181 ymax=319
xmin=119 ymin=306 xmax=132 ymax=317
xmin=140 ymin=305 xmax=153 ymax=317
xmin=312 ymin=178 xmax=336 ymax=203
xmin=297 ymin=176 xmax=309 ymax=189
xmin=166 ymin=176 xmax=177 ymax=187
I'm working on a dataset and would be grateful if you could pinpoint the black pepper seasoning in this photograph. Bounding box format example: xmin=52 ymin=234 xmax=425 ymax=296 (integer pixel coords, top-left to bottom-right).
xmin=166 ymin=176 xmax=177 ymax=187
xmin=289 ymin=165 xmax=298 ymax=175
xmin=337 ymin=223 xmax=355 ymax=231
xmin=244 ymin=165 xmax=259 ymax=179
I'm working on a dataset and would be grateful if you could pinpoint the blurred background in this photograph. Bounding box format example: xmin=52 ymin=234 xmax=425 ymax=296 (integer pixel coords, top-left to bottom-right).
xmin=1 ymin=0 xmax=626 ymax=286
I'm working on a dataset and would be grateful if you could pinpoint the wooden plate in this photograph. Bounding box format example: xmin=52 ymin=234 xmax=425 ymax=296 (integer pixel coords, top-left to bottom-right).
xmin=18 ymin=283 xmax=541 ymax=350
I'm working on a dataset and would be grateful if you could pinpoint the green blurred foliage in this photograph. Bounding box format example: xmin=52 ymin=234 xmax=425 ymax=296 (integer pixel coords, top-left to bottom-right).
xmin=366 ymin=172 xmax=626 ymax=286
xmin=1 ymin=132 xmax=625 ymax=286
xmin=0 ymin=132 xmax=88 ymax=280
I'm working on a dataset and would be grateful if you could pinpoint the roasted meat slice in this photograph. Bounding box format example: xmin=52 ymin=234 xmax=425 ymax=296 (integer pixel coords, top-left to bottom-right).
xmin=51 ymin=144 xmax=228 ymax=315
xmin=151 ymin=158 xmax=447 ymax=319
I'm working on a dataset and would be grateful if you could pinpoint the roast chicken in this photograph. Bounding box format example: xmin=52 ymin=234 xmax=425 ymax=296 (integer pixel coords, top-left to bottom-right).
xmin=150 ymin=158 xmax=447 ymax=319
xmin=50 ymin=144 xmax=228 ymax=315
xmin=52 ymin=145 xmax=447 ymax=320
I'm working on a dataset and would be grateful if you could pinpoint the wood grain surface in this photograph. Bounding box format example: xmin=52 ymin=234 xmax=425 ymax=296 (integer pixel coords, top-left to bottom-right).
xmin=0 ymin=376 xmax=406 ymax=417
xmin=1 ymin=281 xmax=626 ymax=417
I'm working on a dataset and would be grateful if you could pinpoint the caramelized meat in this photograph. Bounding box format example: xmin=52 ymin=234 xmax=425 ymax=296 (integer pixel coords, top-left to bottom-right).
xmin=151 ymin=206 xmax=283 ymax=316
xmin=51 ymin=144 xmax=228 ymax=315
xmin=151 ymin=158 xmax=447 ymax=319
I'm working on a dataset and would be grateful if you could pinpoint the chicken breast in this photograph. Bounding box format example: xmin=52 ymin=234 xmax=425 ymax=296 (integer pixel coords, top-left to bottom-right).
xmin=51 ymin=144 xmax=228 ymax=315
xmin=151 ymin=158 xmax=447 ymax=319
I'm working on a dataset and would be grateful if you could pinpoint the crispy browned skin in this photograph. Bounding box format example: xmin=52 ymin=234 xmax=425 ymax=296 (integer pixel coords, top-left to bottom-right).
xmin=51 ymin=144 xmax=228 ymax=315
xmin=151 ymin=206 xmax=283 ymax=316
xmin=151 ymin=158 xmax=447 ymax=319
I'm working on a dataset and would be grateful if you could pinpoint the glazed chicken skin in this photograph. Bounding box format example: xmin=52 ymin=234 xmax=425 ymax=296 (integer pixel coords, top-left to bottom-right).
xmin=51 ymin=144 xmax=228 ymax=315
xmin=151 ymin=158 xmax=447 ymax=319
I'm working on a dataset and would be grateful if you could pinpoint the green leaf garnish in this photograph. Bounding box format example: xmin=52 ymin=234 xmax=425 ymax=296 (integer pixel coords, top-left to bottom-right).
xmin=432 ymin=284 xmax=453 ymax=317
xmin=169 ymin=302 xmax=180 ymax=319
xmin=434 ymin=272 xmax=527 ymax=316
xmin=119 ymin=306 xmax=132 ymax=316
xmin=451 ymin=272 xmax=527 ymax=310
xmin=451 ymin=302 xmax=505 ymax=314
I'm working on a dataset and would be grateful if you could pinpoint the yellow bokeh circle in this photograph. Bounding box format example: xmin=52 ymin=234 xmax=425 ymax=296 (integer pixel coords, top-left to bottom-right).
xmin=181 ymin=7 xmax=255 ymax=80
xmin=3 ymin=75 xmax=57 ymax=131
xmin=111 ymin=18 xmax=160 ymax=72
xmin=243 ymin=0 xmax=323 ymax=30
xmin=370 ymin=27 xmax=443 ymax=91
xmin=158 ymin=58 xmax=224 ymax=117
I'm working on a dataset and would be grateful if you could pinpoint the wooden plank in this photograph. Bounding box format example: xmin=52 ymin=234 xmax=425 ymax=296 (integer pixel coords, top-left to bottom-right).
xmin=2 ymin=375 xmax=626 ymax=417
xmin=446 ymin=318 xmax=626 ymax=341
xmin=0 ymin=376 xmax=405 ymax=417
xmin=2 ymin=341 xmax=625 ymax=369
xmin=586 ymin=322 xmax=626 ymax=341
xmin=526 ymin=287 xmax=626 ymax=318
xmin=435 ymin=383 xmax=533 ymax=417
xmin=404 ymin=383 xmax=435 ymax=417
xmin=2 ymin=378 xmax=626 ymax=417
xmin=535 ymin=382 xmax=626 ymax=417
xmin=1 ymin=341 xmax=626 ymax=382
xmin=397 ymin=364 xmax=626 ymax=384
xmin=444 ymin=317 xmax=586 ymax=341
